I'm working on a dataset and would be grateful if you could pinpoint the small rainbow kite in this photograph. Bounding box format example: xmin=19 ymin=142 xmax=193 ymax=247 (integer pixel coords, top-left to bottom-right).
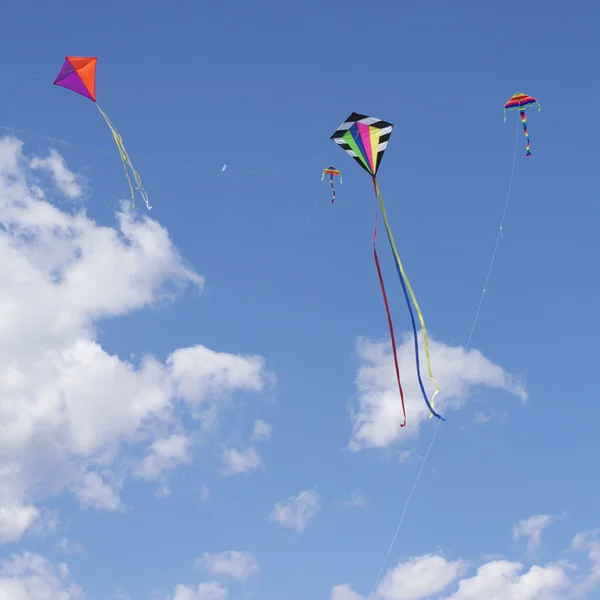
xmin=53 ymin=56 xmax=150 ymax=210
xmin=321 ymin=166 xmax=342 ymax=203
xmin=504 ymin=92 xmax=540 ymax=157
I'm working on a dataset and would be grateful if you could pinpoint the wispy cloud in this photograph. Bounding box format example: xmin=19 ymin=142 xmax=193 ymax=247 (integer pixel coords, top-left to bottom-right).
xmin=196 ymin=550 xmax=259 ymax=581
xmin=513 ymin=513 xmax=559 ymax=554
xmin=269 ymin=489 xmax=320 ymax=532
xmin=219 ymin=447 xmax=263 ymax=476
xmin=342 ymin=490 xmax=366 ymax=508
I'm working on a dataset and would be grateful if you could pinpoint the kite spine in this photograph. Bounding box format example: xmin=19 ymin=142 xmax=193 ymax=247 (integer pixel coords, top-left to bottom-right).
xmin=372 ymin=177 xmax=444 ymax=421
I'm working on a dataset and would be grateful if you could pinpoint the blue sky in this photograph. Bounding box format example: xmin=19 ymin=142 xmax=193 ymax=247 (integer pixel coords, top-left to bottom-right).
xmin=0 ymin=0 xmax=599 ymax=598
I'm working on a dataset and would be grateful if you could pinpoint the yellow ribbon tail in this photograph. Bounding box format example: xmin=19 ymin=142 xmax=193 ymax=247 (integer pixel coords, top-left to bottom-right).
xmin=96 ymin=104 xmax=151 ymax=211
xmin=374 ymin=178 xmax=441 ymax=417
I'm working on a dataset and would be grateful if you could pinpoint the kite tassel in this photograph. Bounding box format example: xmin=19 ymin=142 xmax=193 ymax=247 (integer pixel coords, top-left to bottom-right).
xmin=371 ymin=177 xmax=444 ymax=422
xmin=519 ymin=109 xmax=532 ymax=157
xmin=372 ymin=177 xmax=406 ymax=427
xmin=95 ymin=104 xmax=151 ymax=210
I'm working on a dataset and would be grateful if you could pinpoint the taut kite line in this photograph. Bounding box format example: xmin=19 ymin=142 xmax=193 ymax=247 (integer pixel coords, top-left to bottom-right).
xmin=53 ymin=56 xmax=150 ymax=210
xmin=330 ymin=113 xmax=443 ymax=425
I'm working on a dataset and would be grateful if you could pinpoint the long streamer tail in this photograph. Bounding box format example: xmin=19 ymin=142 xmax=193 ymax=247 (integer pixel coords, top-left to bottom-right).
xmin=519 ymin=109 xmax=532 ymax=157
xmin=96 ymin=104 xmax=151 ymax=210
xmin=372 ymin=177 xmax=444 ymax=421
xmin=330 ymin=175 xmax=336 ymax=203
xmin=373 ymin=182 xmax=406 ymax=428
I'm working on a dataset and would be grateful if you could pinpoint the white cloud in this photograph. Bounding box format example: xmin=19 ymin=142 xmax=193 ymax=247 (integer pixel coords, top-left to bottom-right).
xmin=196 ymin=550 xmax=260 ymax=581
xmin=343 ymin=490 xmax=366 ymax=508
xmin=168 ymin=346 xmax=267 ymax=408
xmin=0 ymin=135 xmax=272 ymax=543
xmin=330 ymin=524 xmax=600 ymax=600
xmin=571 ymin=529 xmax=600 ymax=593
xmin=30 ymin=149 xmax=83 ymax=200
xmin=331 ymin=584 xmax=363 ymax=600
xmin=252 ymin=419 xmax=272 ymax=441
xmin=0 ymin=551 xmax=234 ymax=600
xmin=0 ymin=552 xmax=84 ymax=599
xmin=349 ymin=335 xmax=527 ymax=450
xmin=513 ymin=514 xmax=556 ymax=554
xmin=72 ymin=472 xmax=122 ymax=512
xmin=0 ymin=504 xmax=40 ymax=544
xmin=379 ymin=554 xmax=468 ymax=600
xmin=172 ymin=581 xmax=228 ymax=600
xmin=269 ymin=489 xmax=320 ymax=532
xmin=219 ymin=447 xmax=263 ymax=476
xmin=135 ymin=434 xmax=191 ymax=481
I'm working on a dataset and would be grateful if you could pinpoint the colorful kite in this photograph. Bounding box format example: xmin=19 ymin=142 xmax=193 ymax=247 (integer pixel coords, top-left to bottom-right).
xmin=321 ymin=166 xmax=342 ymax=203
xmin=330 ymin=113 xmax=443 ymax=426
xmin=504 ymin=92 xmax=540 ymax=157
xmin=53 ymin=56 xmax=150 ymax=210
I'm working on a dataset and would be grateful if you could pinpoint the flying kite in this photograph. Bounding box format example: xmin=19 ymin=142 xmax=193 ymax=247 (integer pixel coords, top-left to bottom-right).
xmin=504 ymin=92 xmax=540 ymax=157
xmin=53 ymin=56 xmax=150 ymax=210
xmin=330 ymin=113 xmax=443 ymax=426
xmin=321 ymin=166 xmax=342 ymax=203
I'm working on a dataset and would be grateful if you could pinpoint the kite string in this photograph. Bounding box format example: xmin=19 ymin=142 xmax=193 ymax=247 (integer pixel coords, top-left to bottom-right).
xmin=373 ymin=178 xmax=441 ymax=417
xmin=366 ymin=117 xmax=521 ymax=600
xmin=372 ymin=178 xmax=406 ymax=428
xmin=0 ymin=124 xmax=335 ymax=179
xmin=465 ymin=115 xmax=519 ymax=349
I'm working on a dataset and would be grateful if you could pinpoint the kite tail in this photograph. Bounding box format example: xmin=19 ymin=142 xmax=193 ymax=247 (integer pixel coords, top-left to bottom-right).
xmin=519 ymin=109 xmax=532 ymax=157
xmin=373 ymin=183 xmax=406 ymax=428
xmin=330 ymin=175 xmax=336 ymax=203
xmin=372 ymin=177 xmax=444 ymax=421
xmin=96 ymin=104 xmax=151 ymax=210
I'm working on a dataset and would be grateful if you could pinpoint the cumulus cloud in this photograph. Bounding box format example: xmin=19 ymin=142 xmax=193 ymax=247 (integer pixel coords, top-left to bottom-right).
xmin=330 ymin=522 xmax=600 ymax=600
xmin=0 ymin=135 xmax=272 ymax=543
xmin=0 ymin=505 xmax=40 ymax=544
xmin=196 ymin=550 xmax=260 ymax=581
xmin=269 ymin=489 xmax=320 ymax=532
xmin=513 ymin=514 xmax=557 ymax=555
xmin=349 ymin=335 xmax=527 ymax=450
xmin=0 ymin=552 xmax=84 ymax=599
